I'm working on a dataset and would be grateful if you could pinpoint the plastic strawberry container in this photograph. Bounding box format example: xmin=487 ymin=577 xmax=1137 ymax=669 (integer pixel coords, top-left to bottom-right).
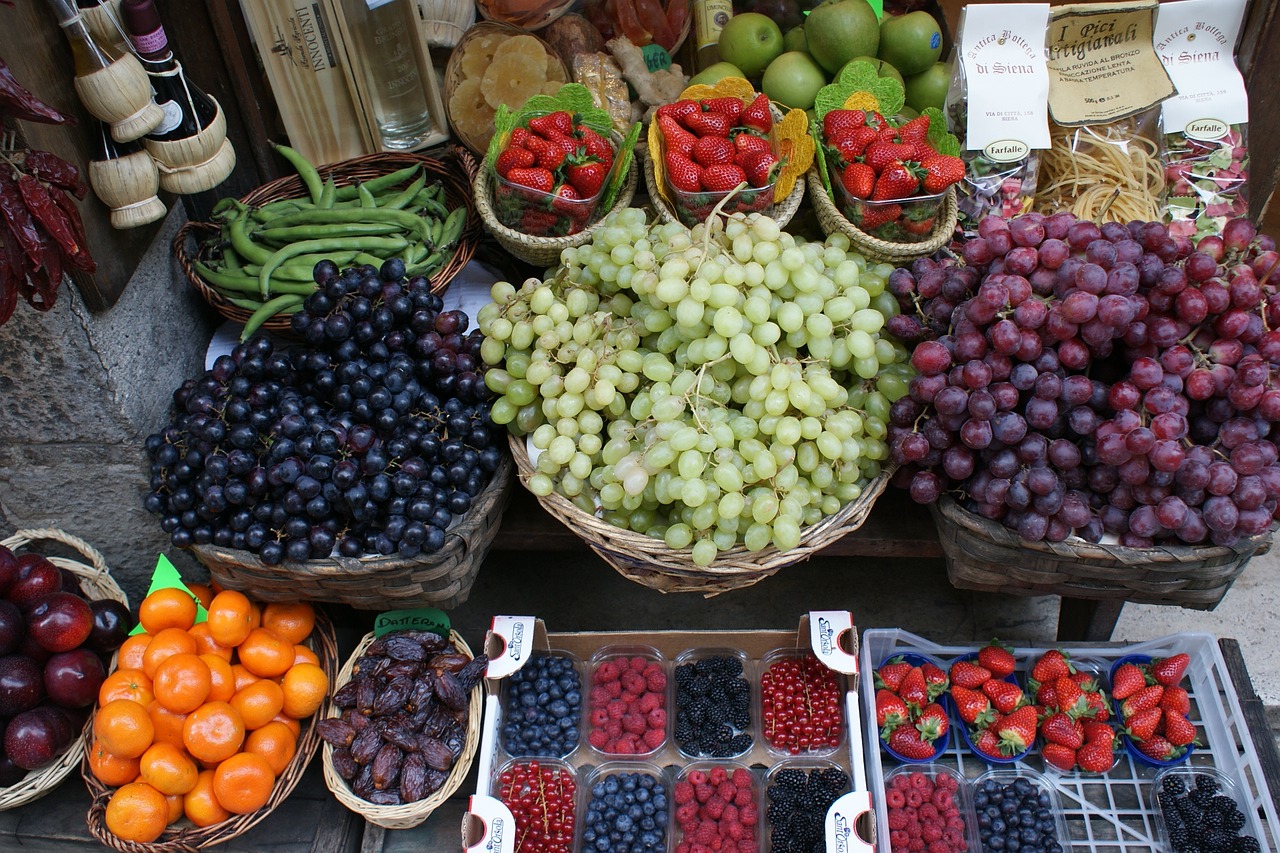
xmin=1110 ymin=653 xmax=1196 ymax=769
xmin=585 ymin=644 xmax=669 ymax=760
xmin=972 ymin=768 xmax=1071 ymax=853
xmin=832 ymin=181 xmax=948 ymax=243
xmin=880 ymin=764 xmax=980 ymax=853
xmin=491 ymin=166 xmax=606 ymax=238
xmin=948 ymin=652 xmax=1030 ymax=767
xmin=1035 ymin=661 xmax=1120 ymax=777
xmin=657 ymin=120 xmax=778 ymax=228
xmin=670 ymin=647 xmax=756 ymax=761
xmin=876 ymin=651 xmax=950 ymax=764
xmin=758 ymin=648 xmax=845 ymax=759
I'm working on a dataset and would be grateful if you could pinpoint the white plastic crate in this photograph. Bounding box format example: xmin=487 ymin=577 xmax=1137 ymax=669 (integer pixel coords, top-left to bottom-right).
xmin=860 ymin=629 xmax=1280 ymax=852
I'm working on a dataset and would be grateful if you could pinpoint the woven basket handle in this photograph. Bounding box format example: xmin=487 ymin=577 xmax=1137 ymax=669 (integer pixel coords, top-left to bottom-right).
xmin=2 ymin=528 xmax=110 ymax=576
xmin=453 ymin=144 xmax=479 ymax=182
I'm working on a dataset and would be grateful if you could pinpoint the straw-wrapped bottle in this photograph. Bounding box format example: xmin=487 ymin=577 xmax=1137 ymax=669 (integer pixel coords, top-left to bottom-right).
xmin=77 ymin=0 xmax=128 ymax=51
xmin=45 ymin=0 xmax=163 ymax=142
xmin=120 ymin=0 xmax=235 ymax=193
xmin=86 ymin=119 xmax=166 ymax=229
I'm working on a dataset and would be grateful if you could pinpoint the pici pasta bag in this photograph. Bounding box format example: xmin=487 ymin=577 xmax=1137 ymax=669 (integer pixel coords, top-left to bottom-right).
xmin=1036 ymin=0 xmax=1176 ymax=223
xmin=1153 ymin=0 xmax=1250 ymax=239
xmin=945 ymin=3 xmax=1053 ymax=232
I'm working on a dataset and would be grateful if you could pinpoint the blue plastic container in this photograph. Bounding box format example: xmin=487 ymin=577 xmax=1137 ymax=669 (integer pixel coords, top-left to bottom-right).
xmin=876 ymin=652 xmax=949 ymax=764
xmin=1110 ymin=653 xmax=1194 ymax=769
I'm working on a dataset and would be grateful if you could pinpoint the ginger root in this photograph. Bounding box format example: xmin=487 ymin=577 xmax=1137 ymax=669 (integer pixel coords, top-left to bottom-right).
xmin=606 ymin=36 xmax=688 ymax=121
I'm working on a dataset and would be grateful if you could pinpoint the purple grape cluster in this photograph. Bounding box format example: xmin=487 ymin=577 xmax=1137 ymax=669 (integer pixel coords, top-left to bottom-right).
xmin=143 ymin=259 xmax=504 ymax=564
xmin=887 ymin=211 xmax=1280 ymax=547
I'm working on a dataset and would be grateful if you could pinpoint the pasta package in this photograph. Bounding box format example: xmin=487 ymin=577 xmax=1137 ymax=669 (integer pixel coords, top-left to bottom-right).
xmin=1036 ymin=0 xmax=1176 ymax=222
xmin=945 ymin=3 xmax=1052 ymax=231
xmin=1153 ymin=0 xmax=1250 ymax=239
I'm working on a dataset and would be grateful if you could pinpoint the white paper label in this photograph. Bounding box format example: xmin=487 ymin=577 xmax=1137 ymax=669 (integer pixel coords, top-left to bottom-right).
xmin=825 ymin=791 xmax=876 ymax=852
xmin=809 ymin=611 xmax=859 ymax=675
xmin=484 ymin=616 xmax=538 ymax=680
xmin=463 ymin=795 xmax=516 ymax=853
xmin=958 ymin=4 xmax=1052 ymax=152
xmin=1154 ymin=0 xmax=1248 ymax=132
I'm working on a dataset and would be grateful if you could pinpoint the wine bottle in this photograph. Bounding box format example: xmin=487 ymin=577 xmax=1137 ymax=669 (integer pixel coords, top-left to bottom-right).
xmin=120 ymin=0 xmax=218 ymax=142
xmin=86 ymin=118 xmax=167 ymax=229
xmin=77 ymin=0 xmax=129 ymax=53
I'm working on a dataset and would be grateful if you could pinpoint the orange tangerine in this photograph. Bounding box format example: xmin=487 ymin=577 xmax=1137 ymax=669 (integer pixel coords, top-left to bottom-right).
xmin=261 ymin=602 xmax=314 ymax=644
xmin=245 ymin=721 xmax=297 ymax=775
xmin=280 ymin=662 xmax=328 ymax=719
xmin=238 ymin=628 xmax=294 ymax=678
xmin=87 ymin=738 xmax=141 ymax=786
xmin=142 ymin=627 xmax=198 ymax=680
xmin=94 ymin=699 xmax=155 ymax=759
xmin=186 ymin=582 xmax=215 ymax=610
xmin=212 ymin=752 xmax=274 ymax=815
xmin=139 ymin=587 xmax=198 ymax=634
xmin=231 ymin=679 xmax=285 ymax=731
xmin=104 ymin=781 xmax=169 ymax=843
xmin=206 ymin=590 xmax=254 ymax=648
xmin=99 ymin=668 xmax=154 ymax=708
xmin=292 ymin=644 xmax=320 ymax=666
xmin=184 ymin=769 xmax=231 ymax=828
xmin=188 ymin=622 xmax=233 ymax=662
xmin=153 ymin=653 xmax=212 ymax=714
xmin=117 ymin=633 xmax=152 ymax=671
xmin=182 ymin=701 xmax=245 ymax=764
xmin=201 ymin=654 xmax=236 ymax=703
xmin=138 ymin=741 xmax=199 ymax=796
xmin=146 ymin=700 xmax=189 ymax=750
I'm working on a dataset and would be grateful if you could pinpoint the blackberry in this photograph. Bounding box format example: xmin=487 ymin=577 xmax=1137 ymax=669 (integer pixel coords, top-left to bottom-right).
xmin=767 ymin=768 xmax=834 ymax=853
xmin=1203 ymin=810 xmax=1225 ymax=831
xmin=1222 ymin=810 xmax=1247 ymax=833
xmin=1191 ymin=788 xmax=1216 ymax=809
xmin=1195 ymin=774 xmax=1222 ymax=795
xmin=1231 ymin=837 xmax=1260 ymax=853
xmin=1158 ymin=790 xmax=1178 ymax=813
xmin=1164 ymin=775 xmax=1188 ymax=796
xmin=1209 ymin=794 xmax=1238 ymax=815
xmin=674 ymin=655 xmax=753 ymax=758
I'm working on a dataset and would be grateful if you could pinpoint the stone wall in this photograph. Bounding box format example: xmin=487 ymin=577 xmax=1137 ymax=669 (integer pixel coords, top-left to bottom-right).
xmin=0 ymin=208 xmax=219 ymax=604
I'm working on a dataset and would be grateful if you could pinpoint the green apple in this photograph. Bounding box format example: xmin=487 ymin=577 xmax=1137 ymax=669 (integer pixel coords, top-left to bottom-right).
xmin=761 ymin=51 xmax=828 ymax=111
xmin=903 ymin=61 xmax=952 ymax=113
xmin=716 ymin=13 xmax=784 ymax=79
xmin=783 ymin=26 xmax=807 ymax=55
xmin=878 ymin=11 xmax=943 ymax=77
xmin=847 ymin=55 xmax=904 ymax=89
xmin=688 ymin=61 xmax=747 ymax=87
xmin=804 ymin=0 xmax=880 ymax=75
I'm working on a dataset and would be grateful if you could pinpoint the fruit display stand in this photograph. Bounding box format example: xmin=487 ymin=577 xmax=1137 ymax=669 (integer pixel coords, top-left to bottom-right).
xmin=0 ymin=529 xmax=129 ymax=812
xmin=861 ymin=628 xmax=1280 ymax=852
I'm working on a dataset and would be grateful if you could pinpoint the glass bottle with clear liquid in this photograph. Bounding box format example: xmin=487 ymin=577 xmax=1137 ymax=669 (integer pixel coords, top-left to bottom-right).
xmin=341 ymin=0 xmax=434 ymax=150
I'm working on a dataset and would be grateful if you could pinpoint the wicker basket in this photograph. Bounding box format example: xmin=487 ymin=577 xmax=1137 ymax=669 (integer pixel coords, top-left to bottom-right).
xmin=173 ymin=148 xmax=482 ymax=332
xmin=320 ymin=630 xmax=483 ymax=829
xmin=643 ymin=106 xmax=806 ymax=232
xmin=510 ymin=434 xmax=893 ymax=595
xmin=189 ymin=453 xmax=513 ymax=611
xmin=443 ymin=21 xmax=570 ymax=157
xmin=808 ymin=169 xmax=958 ymax=264
xmin=0 ymin=529 xmax=128 ymax=812
xmin=83 ymin=608 xmax=339 ymax=851
xmin=473 ymin=149 xmax=639 ymax=268
xmin=932 ymin=494 xmax=1276 ymax=609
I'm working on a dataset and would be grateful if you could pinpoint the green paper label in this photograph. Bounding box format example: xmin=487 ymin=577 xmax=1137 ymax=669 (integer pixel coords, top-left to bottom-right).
xmin=128 ymin=554 xmax=209 ymax=635
xmin=374 ymin=607 xmax=451 ymax=638
xmin=869 ymin=0 xmax=884 ymax=19
xmin=641 ymin=44 xmax=672 ymax=73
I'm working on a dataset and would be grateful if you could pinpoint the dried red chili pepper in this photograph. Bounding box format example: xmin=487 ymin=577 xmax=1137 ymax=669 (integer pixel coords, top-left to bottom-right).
xmin=0 ymin=218 xmax=22 ymax=325
xmin=0 ymin=170 xmax=46 ymax=270
xmin=17 ymin=173 xmax=89 ymax=270
xmin=0 ymin=57 xmax=76 ymax=125
xmin=24 ymin=264 xmax=57 ymax=311
xmin=22 ymin=150 xmax=87 ymax=200
xmin=46 ymin=184 xmax=95 ymax=273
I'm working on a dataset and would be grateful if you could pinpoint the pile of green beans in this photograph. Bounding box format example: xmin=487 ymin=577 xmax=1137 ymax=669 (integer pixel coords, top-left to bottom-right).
xmin=199 ymin=144 xmax=467 ymax=338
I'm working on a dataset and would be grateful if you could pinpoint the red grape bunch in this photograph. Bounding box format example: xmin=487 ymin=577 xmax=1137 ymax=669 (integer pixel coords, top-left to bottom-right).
xmin=886 ymin=211 xmax=1280 ymax=548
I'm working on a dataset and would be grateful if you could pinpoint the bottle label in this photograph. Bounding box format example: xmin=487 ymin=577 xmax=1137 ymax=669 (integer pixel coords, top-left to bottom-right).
xmin=695 ymin=0 xmax=732 ymax=51
xmin=153 ymin=98 xmax=184 ymax=135
xmin=130 ymin=24 xmax=167 ymax=55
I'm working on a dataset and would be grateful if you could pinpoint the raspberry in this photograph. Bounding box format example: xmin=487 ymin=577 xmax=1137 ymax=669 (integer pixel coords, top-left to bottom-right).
xmin=722 ymin=804 xmax=738 ymax=824
xmin=677 ymin=802 xmax=699 ymax=824
xmin=931 ymin=789 xmax=952 ymax=811
xmin=646 ymin=670 xmax=667 ymax=691
xmin=943 ymin=830 xmax=965 ymax=848
xmin=623 ymin=712 xmax=647 ymax=734
xmin=725 ymin=820 xmax=744 ymax=840
xmin=936 ymin=773 xmax=958 ymax=792
xmin=620 ymin=690 xmax=640 ymax=707
xmin=731 ymin=768 xmax=752 ymax=788
xmin=919 ymin=803 xmax=938 ymax=821
xmin=688 ymin=770 xmax=708 ymax=786
xmin=891 ymin=774 xmax=912 ymax=791
xmin=675 ymin=781 xmax=695 ymax=804
xmin=647 ymin=708 xmax=667 ymax=729
xmin=734 ymin=786 xmax=752 ymax=807
xmin=590 ymin=707 xmax=609 ymax=726
xmin=596 ymin=661 xmax=619 ymax=681
xmin=906 ymin=790 xmax=923 ymax=808
xmin=611 ymin=737 xmax=636 ymax=754
xmin=907 ymin=821 xmax=923 ymax=839
xmin=704 ymin=795 xmax=726 ymax=819
xmin=909 ymin=838 xmax=925 ymax=851
xmin=589 ymin=686 xmax=611 ymax=706
xmin=588 ymin=727 xmax=609 ymax=748
xmin=605 ymin=720 xmax=622 ymax=738
xmin=946 ymin=816 xmax=965 ymax=832
xmin=622 ymin=671 xmax=647 ymax=693
xmin=607 ymin=700 xmax=628 ymax=719
xmin=890 ymin=829 xmax=909 ymax=846
xmin=909 ymin=771 xmax=929 ymax=788
xmin=643 ymin=727 xmax=665 ymax=749
xmin=604 ymin=680 xmax=622 ymax=698
xmin=888 ymin=811 xmax=909 ymax=831
xmin=886 ymin=789 xmax=907 ymax=809
xmin=694 ymin=820 xmax=718 ymax=844
xmin=631 ymin=656 xmax=649 ymax=673
xmin=639 ymin=692 xmax=662 ymax=713
xmin=903 ymin=806 xmax=918 ymax=824
xmin=928 ymin=842 xmax=951 ymax=853
xmin=739 ymin=804 xmax=758 ymax=826
xmin=922 ymin=822 xmax=943 ymax=842
xmin=695 ymin=783 xmax=715 ymax=803
xmin=709 ymin=766 xmax=727 ymax=786
xmin=717 ymin=780 xmax=736 ymax=802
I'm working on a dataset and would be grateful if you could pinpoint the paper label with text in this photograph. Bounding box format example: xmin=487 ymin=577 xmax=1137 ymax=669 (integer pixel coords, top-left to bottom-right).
xmin=958 ymin=4 xmax=1052 ymax=153
xmin=1154 ymin=0 xmax=1248 ymax=133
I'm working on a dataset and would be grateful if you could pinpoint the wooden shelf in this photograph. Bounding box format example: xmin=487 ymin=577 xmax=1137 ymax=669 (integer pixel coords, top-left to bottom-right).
xmin=491 ymin=486 xmax=943 ymax=559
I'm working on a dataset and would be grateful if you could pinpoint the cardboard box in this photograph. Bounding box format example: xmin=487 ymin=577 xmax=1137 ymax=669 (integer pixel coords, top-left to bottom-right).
xmin=462 ymin=611 xmax=874 ymax=852
xmin=237 ymin=0 xmax=372 ymax=165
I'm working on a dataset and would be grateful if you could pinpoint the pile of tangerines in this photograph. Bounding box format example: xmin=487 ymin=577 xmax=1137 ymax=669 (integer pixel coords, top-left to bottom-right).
xmin=87 ymin=584 xmax=328 ymax=843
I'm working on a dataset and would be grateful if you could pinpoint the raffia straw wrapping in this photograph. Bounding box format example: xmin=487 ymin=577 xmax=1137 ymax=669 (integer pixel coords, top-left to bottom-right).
xmin=157 ymin=138 xmax=236 ymax=195
xmin=74 ymin=54 xmax=164 ymax=143
xmin=88 ymin=150 xmax=166 ymax=229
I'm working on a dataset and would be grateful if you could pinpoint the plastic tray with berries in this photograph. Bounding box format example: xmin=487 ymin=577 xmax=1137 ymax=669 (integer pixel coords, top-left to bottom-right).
xmin=464 ymin=612 xmax=878 ymax=852
xmin=861 ymin=629 xmax=1280 ymax=852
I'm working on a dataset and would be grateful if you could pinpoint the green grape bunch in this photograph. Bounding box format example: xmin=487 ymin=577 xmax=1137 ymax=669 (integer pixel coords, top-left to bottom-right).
xmin=478 ymin=207 xmax=916 ymax=565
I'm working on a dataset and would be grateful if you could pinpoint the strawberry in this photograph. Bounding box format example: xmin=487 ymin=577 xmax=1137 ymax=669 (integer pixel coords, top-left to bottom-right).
xmin=1163 ymin=710 xmax=1197 ymax=747
xmin=1136 ymin=734 xmax=1184 ymax=763
xmin=921 ymin=662 xmax=949 ymax=700
xmin=1125 ymin=706 xmax=1162 ymax=742
xmin=509 ymin=127 xmax=532 ymax=148
xmin=575 ymin=125 xmax=613 ymax=166
xmin=876 ymin=124 xmax=903 ymax=145
xmin=876 ymin=688 xmax=910 ymax=733
xmin=524 ymin=135 xmax=566 ymax=171
xmin=692 ymin=135 xmax=735 ymax=167
xmin=994 ymin=705 xmax=1038 ymax=756
xmin=949 ymin=659 xmax=992 ymax=690
xmin=495 ymin=144 xmax=535 ymax=178
xmin=973 ymin=726 xmax=1002 ymax=759
xmin=664 ymin=151 xmax=701 ymax=192
xmin=1150 ymin=653 xmax=1190 ymax=687
xmin=921 ymin=154 xmax=966 ymax=194
xmin=1041 ymin=712 xmax=1084 ymax=749
xmin=1041 ymin=742 xmax=1078 ymax=771
xmin=951 ymin=685 xmax=996 ymax=728
xmin=1084 ymin=691 xmax=1111 ymax=722
xmin=658 ymin=114 xmax=697 ymax=157
xmin=1053 ymin=676 xmax=1087 ymax=718
xmin=871 ymin=162 xmax=920 ymax=201
xmin=519 ymin=207 xmax=560 ymax=235
xmin=865 ymin=140 xmax=915 ymax=173
xmin=901 ymin=215 xmax=937 ymax=236
xmin=978 ymin=642 xmax=1017 ymax=679
xmin=732 ymin=132 xmax=772 ymax=157
xmin=1071 ymin=671 xmax=1098 ymax=689
xmin=700 ymin=163 xmax=747 ymax=192
xmin=550 ymin=183 xmax=583 ymax=216
xmin=875 ymin=659 xmax=912 ymax=693
xmin=1110 ymin=662 xmax=1148 ymax=700
xmin=565 ymin=160 xmax=608 ymax=199
xmin=897 ymin=113 xmax=931 ymax=143
xmin=981 ymin=679 xmax=1025 ymax=715
xmin=1081 ymin=720 xmax=1114 ymax=747
xmin=888 ymin=724 xmax=937 ymax=760
xmin=1034 ymin=681 xmax=1058 ymax=708
xmin=864 ymin=110 xmax=888 ymax=130
xmin=898 ymin=667 xmax=929 ymax=710
xmin=832 ymin=126 xmax=879 ymax=165
xmin=840 ymin=162 xmax=876 ymax=200
xmin=859 ymin=202 xmax=901 ymax=231
xmin=1076 ymin=738 xmax=1117 ymax=773
xmin=685 ymin=111 xmax=731 ymax=138
xmin=655 ymin=99 xmax=699 ymax=124
xmin=740 ymin=93 xmax=772 ymax=133
xmin=739 ymin=150 xmax=779 ymax=188
xmin=505 ymin=166 xmax=555 ymax=194
xmin=823 ymin=109 xmax=867 ymax=141
xmin=916 ymin=703 xmax=949 ymax=742
xmin=702 ymin=97 xmax=744 ymax=122
xmin=1159 ymin=685 xmax=1191 ymax=717
xmin=1031 ymin=650 xmax=1073 ymax=684
xmin=528 ymin=110 xmax=574 ymax=137
xmin=1121 ymin=684 xmax=1165 ymax=721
